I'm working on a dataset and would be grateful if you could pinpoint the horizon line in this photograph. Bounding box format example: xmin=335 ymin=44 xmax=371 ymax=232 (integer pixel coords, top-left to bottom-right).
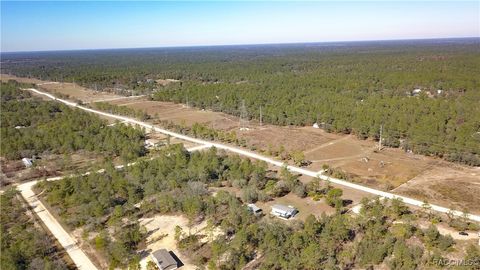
xmin=2 ymin=36 xmax=479 ymax=54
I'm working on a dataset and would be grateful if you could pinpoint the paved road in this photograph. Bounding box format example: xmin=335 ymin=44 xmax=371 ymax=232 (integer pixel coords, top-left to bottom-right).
xmin=25 ymin=87 xmax=480 ymax=222
xmin=18 ymin=181 xmax=99 ymax=270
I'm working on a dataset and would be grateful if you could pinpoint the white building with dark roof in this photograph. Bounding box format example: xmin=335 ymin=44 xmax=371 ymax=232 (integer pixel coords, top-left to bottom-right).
xmin=247 ymin=203 xmax=263 ymax=216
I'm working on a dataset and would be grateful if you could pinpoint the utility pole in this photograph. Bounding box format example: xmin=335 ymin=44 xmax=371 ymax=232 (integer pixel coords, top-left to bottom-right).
xmin=259 ymin=106 xmax=263 ymax=126
xmin=186 ymin=94 xmax=189 ymax=108
xmin=378 ymin=124 xmax=383 ymax=151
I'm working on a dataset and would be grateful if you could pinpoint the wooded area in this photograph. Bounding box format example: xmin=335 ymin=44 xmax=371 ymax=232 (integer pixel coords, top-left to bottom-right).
xmin=34 ymin=144 xmax=480 ymax=269
xmin=0 ymin=188 xmax=71 ymax=270
xmin=2 ymin=39 xmax=479 ymax=165
xmin=0 ymin=81 xmax=146 ymax=161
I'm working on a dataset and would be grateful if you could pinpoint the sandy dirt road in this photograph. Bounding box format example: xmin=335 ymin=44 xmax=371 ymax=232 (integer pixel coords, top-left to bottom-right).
xmin=23 ymin=87 xmax=480 ymax=223
xmin=18 ymin=181 xmax=99 ymax=270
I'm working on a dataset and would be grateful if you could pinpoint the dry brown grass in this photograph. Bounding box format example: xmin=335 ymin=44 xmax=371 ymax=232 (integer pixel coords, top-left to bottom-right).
xmin=5 ymin=75 xmax=479 ymax=214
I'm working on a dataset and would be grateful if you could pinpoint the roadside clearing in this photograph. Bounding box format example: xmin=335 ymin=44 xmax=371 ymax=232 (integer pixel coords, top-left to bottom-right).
xmin=24 ymin=87 xmax=480 ymax=223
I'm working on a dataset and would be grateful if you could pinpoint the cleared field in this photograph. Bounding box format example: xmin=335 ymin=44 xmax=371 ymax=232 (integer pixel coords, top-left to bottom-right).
xmin=256 ymin=193 xmax=336 ymax=221
xmin=138 ymin=214 xmax=219 ymax=270
xmin=393 ymin=165 xmax=480 ymax=215
xmin=1 ymin=74 xmax=122 ymax=103
xmin=4 ymin=76 xmax=480 ymax=216
xmin=306 ymin=141 xmax=438 ymax=189
xmin=240 ymin=126 xmax=336 ymax=153
xmin=110 ymin=98 xmax=239 ymax=128
xmin=39 ymin=83 xmax=123 ymax=103
xmin=1 ymin=73 xmax=47 ymax=84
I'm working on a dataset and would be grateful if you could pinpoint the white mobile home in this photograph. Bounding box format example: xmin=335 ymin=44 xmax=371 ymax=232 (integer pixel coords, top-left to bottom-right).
xmin=271 ymin=204 xmax=297 ymax=219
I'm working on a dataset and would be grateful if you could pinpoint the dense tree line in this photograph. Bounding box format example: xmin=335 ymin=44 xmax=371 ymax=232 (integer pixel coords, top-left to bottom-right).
xmin=3 ymin=39 xmax=478 ymax=165
xmin=0 ymin=188 xmax=71 ymax=270
xmin=154 ymin=80 xmax=480 ymax=166
xmin=2 ymin=39 xmax=479 ymax=93
xmin=35 ymin=144 xmax=477 ymax=269
xmin=0 ymin=82 xmax=146 ymax=161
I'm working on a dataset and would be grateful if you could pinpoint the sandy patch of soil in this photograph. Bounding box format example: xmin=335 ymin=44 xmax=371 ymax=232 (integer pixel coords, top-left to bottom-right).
xmin=255 ymin=193 xmax=336 ymax=221
xmin=138 ymin=214 xmax=222 ymax=270
xmin=393 ymin=165 xmax=480 ymax=215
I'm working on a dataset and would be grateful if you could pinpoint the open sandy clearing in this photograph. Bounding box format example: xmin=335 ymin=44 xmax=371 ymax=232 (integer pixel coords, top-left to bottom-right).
xmin=1 ymin=74 xmax=123 ymax=103
xmin=393 ymin=165 xmax=480 ymax=215
xmin=255 ymin=193 xmax=336 ymax=221
xmin=138 ymin=214 xmax=222 ymax=270
xmin=111 ymin=98 xmax=239 ymax=129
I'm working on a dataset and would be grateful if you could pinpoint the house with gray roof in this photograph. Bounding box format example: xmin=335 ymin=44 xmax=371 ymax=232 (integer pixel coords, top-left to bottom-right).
xmin=151 ymin=249 xmax=178 ymax=270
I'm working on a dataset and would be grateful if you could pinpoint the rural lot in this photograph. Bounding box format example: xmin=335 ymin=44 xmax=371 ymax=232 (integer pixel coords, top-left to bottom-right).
xmin=5 ymin=74 xmax=479 ymax=215
xmin=109 ymin=96 xmax=480 ymax=215
xmin=2 ymin=2 xmax=480 ymax=269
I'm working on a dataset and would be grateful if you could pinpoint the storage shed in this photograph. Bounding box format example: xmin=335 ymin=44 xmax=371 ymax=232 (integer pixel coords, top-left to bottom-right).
xmin=247 ymin=203 xmax=263 ymax=216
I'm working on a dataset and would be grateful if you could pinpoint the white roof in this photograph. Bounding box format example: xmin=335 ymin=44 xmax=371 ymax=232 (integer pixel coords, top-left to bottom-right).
xmin=271 ymin=204 xmax=296 ymax=213
xmin=247 ymin=203 xmax=261 ymax=212
xmin=22 ymin=158 xmax=33 ymax=166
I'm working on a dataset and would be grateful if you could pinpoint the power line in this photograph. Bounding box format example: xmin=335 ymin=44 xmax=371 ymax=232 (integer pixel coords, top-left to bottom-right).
xmin=378 ymin=124 xmax=383 ymax=151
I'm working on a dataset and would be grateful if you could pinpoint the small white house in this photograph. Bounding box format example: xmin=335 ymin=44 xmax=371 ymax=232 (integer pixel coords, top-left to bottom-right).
xmin=22 ymin=158 xmax=33 ymax=168
xmin=412 ymin=89 xmax=422 ymax=96
xmin=312 ymin=123 xmax=320 ymax=129
xmin=271 ymin=204 xmax=297 ymax=219
xmin=247 ymin=204 xmax=263 ymax=216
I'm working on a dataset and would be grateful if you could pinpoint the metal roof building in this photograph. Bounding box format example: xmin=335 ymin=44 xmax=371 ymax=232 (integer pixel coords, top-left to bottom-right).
xmin=271 ymin=204 xmax=297 ymax=219
xmin=151 ymin=249 xmax=178 ymax=270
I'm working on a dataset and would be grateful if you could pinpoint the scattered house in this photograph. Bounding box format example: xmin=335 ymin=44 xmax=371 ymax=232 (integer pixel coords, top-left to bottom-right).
xmin=145 ymin=138 xmax=163 ymax=149
xmin=351 ymin=204 xmax=362 ymax=214
xmin=271 ymin=204 xmax=297 ymax=219
xmin=247 ymin=203 xmax=263 ymax=216
xmin=22 ymin=158 xmax=33 ymax=168
xmin=412 ymin=89 xmax=422 ymax=96
xmin=312 ymin=123 xmax=320 ymax=129
xmin=151 ymin=249 xmax=178 ymax=270
xmin=437 ymin=89 xmax=443 ymax=95
xmin=15 ymin=125 xmax=26 ymax=129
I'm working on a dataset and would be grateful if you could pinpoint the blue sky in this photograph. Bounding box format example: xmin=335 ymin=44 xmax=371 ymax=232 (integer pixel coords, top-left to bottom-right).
xmin=1 ymin=1 xmax=479 ymax=52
